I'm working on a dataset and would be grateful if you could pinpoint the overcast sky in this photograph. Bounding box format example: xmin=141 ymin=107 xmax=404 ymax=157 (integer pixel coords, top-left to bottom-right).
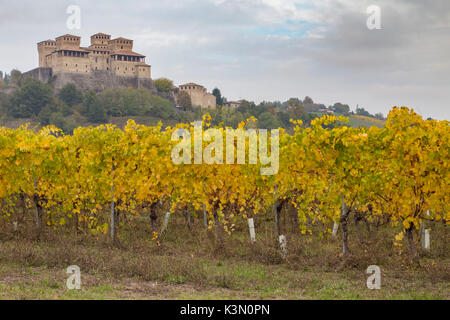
xmin=1 ymin=0 xmax=449 ymax=119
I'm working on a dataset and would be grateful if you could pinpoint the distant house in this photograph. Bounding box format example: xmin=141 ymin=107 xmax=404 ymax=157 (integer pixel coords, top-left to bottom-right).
xmin=318 ymin=105 xmax=334 ymax=114
xmin=225 ymin=100 xmax=242 ymax=108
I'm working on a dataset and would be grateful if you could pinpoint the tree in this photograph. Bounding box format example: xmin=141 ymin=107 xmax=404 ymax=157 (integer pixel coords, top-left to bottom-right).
xmin=176 ymin=91 xmax=192 ymax=111
xmin=153 ymin=78 xmax=174 ymax=93
xmin=59 ymin=83 xmax=83 ymax=107
xmin=236 ymin=100 xmax=257 ymax=116
xmin=258 ymin=111 xmax=280 ymax=129
xmin=83 ymin=90 xmax=108 ymax=123
xmin=333 ymin=103 xmax=350 ymax=115
xmin=8 ymin=77 xmax=53 ymax=118
xmin=10 ymin=69 xmax=22 ymax=87
xmin=278 ymin=111 xmax=291 ymax=128
xmin=286 ymin=98 xmax=306 ymax=121
xmin=147 ymin=95 xmax=175 ymax=119
xmin=303 ymin=96 xmax=313 ymax=104
xmin=356 ymin=106 xmax=371 ymax=117
xmin=38 ymin=106 xmax=53 ymax=126
xmin=212 ymin=88 xmax=224 ymax=106
xmin=375 ymin=112 xmax=384 ymax=120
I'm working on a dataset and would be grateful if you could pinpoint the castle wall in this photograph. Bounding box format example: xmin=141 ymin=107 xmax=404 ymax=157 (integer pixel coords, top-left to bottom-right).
xmin=51 ymin=53 xmax=91 ymax=74
xmin=22 ymin=67 xmax=53 ymax=83
xmin=90 ymin=54 xmax=110 ymax=71
xmin=51 ymin=70 xmax=155 ymax=92
xmin=29 ymin=33 xmax=154 ymax=93
xmin=136 ymin=65 xmax=151 ymax=79
xmin=111 ymin=60 xmax=141 ymax=77
xmin=183 ymin=88 xmax=216 ymax=109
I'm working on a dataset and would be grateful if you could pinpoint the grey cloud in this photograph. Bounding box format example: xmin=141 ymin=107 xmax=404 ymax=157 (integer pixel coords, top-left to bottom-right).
xmin=0 ymin=0 xmax=448 ymax=119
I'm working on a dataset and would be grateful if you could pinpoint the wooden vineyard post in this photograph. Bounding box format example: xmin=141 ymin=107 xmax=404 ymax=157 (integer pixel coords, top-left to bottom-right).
xmin=203 ymin=204 xmax=208 ymax=229
xmin=340 ymin=197 xmax=349 ymax=256
xmin=33 ymin=177 xmax=40 ymax=229
xmin=110 ymin=163 xmax=116 ymax=242
xmin=110 ymin=180 xmax=115 ymax=241
xmin=273 ymin=185 xmax=279 ymax=238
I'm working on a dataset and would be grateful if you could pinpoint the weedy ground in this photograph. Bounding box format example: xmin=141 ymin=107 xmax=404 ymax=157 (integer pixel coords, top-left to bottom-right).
xmin=0 ymin=209 xmax=448 ymax=300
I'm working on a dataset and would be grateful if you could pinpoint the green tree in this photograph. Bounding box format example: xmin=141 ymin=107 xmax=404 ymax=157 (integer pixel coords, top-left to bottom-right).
xmin=38 ymin=106 xmax=53 ymax=126
xmin=375 ymin=112 xmax=384 ymax=120
xmin=147 ymin=94 xmax=175 ymax=119
xmin=258 ymin=111 xmax=280 ymax=129
xmin=278 ymin=111 xmax=291 ymax=128
xmin=83 ymin=90 xmax=108 ymax=123
xmin=286 ymin=98 xmax=306 ymax=121
xmin=333 ymin=102 xmax=350 ymax=115
xmin=303 ymin=96 xmax=313 ymax=104
xmin=59 ymin=83 xmax=83 ymax=107
xmin=154 ymin=78 xmax=174 ymax=93
xmin=356 ymin=106 xmax=372 ymax=117
xmin=8 ymin=77 xmax=53 ymax=118
xmin=176 ymin=91 xmax=192 ymax=112
xmin=10 ymin=69 xmax=22 ymax=87
xmin=212 ymin=88 xmax=224 ymax=106
xmin=49 ymin=112 xmax=69 ymax=132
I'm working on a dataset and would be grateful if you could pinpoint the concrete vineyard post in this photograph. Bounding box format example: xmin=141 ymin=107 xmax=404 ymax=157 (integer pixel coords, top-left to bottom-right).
xmin=279 ymin=235 xmax=287 ymax=259
xmin=161 ymin=212 xmax=171 ymax=234
xmin=421 ymin=210 xmax=431 ymax=250
xmin=248 ymin=218 xmax=256 ymax=243
xmin=332 ymin=222 xmax=339 ymax=238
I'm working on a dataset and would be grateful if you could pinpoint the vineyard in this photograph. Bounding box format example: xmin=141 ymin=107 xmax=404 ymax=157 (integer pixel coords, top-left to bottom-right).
xmin=0 ymin=106 xmax=448 ymax=258
xmin=0 ymin=106 xmax=449 ymax=298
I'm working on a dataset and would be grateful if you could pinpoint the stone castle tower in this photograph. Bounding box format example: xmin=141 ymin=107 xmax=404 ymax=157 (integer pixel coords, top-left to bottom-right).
xmin=25 ymin=33 xmax=154 ymax=92
xmin=179 ymin=83 xmax=216 ymax=109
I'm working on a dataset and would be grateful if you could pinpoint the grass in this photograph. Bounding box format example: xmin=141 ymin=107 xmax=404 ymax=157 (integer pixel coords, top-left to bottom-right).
xmin=0 ymin=210 xmax=448 ymax=300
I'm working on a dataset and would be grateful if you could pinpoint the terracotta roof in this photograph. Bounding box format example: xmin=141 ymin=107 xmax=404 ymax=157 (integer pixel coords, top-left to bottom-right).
xmin=55 ymin=48 xmax=91 ymax=53
xmin=180 ymin=82 xmax=203 ymax=87
xmin=55 ymin=34 xmax=80 ymax=40
xmin=91 ymin=32 xmax=111 ymax=37
xmin=135 ymin=63 xmax=150 ymax=67
xmin=88 ymin=45 xmax=111 ymax=51
xmin=111 ymin=50 xmax=145 ymax=57
xmin=110 ymin=37 xmax=133 ymax=42
xmin=37 ymin=39 xmax=56 ymax=45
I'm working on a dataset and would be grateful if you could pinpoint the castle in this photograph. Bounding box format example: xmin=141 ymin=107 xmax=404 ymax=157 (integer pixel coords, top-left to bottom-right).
xmin=179 ymin=83 xmax=216 ymax=109
xmin=23 ymin=33 xmax=154 ymax=92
